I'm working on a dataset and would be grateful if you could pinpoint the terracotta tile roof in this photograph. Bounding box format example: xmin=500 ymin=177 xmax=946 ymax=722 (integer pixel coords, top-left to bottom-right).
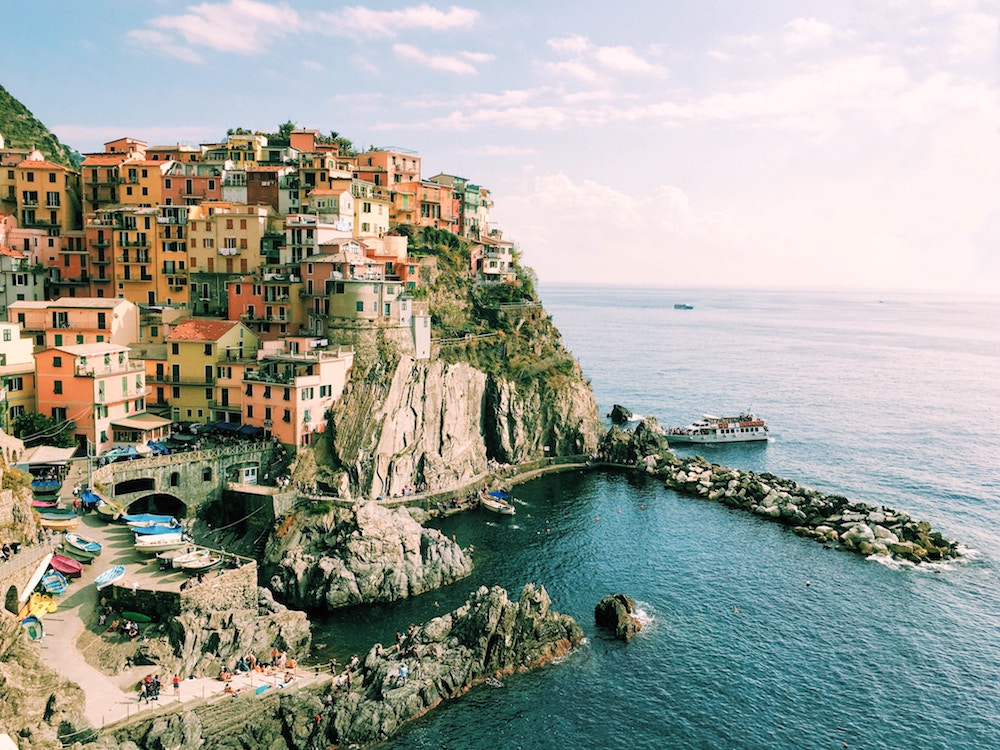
xmin=0 ymin=245 xmax=26 ymax=259
xmin=16 ymin=159 xmax=69 ymax=171
xmin=166 ymin=319 xmax=240 ymax=342
xmin=82 ymin=154 xmax=131 ymax=166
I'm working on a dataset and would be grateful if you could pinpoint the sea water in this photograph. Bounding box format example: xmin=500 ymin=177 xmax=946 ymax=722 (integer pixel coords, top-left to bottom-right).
xmin=314 ymin=287 xmax=1000 ymax=749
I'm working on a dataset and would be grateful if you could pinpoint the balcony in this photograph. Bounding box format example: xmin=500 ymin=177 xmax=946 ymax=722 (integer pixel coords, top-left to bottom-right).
xmin=49 ymin=277 xmax=89 ymax=286
xmin=115 ymin=275 xmax=153 ymax=284
xmin=208 ymin=401 xmax=241 ymax=413
xmin=116 ymin=255 xmax=151 ymax=264
xmin=156 ymin=215 xmax=188 ymax=225
xmin=76 ymin=361 xmax=145 ymax=377
xmin=148 ymin=373 xmax=215 ymax=385
xmin=90 ymin=239 xmax=111 ymax=249
xmin=91 ymin=257 xmax=110 ymax=265
xmin=121 ymin=238 xmax=151 ymax=248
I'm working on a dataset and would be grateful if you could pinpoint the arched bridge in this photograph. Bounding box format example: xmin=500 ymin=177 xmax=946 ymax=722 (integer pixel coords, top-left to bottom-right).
xmin=92 ymin=443 xmax=280 ymax=518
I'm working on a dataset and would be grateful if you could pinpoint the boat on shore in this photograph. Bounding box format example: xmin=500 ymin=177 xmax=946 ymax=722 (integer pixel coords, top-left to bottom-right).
xmin=34 ymin=507 xmax=75 ymax=520
xmin=123 ymin=513 xmax=177 ymax=528
xmin=673 ymin=303 xmax=694 ymax=310
xmin=482 ymin=490 xmax=516 ymax=516
xmin=38 ymin=516 xmax=79 ymax=531
xmin=132 ymin=522 xmax=182 ymax=536
xmin=94 ymin=565 xmax=125 ymax=590
xmin=31 ymin=499 xmax=59 ymax=509
xmin=64 ymin=532 xmax=102 ymax=560
xmin=49 ymin=554 xmax=84 ymax=578
xmin=41 ymin=570 xmax=68 ymax=595
xmin=20 ymin=615 xmax=44 ymax=640
xmin=95 ymin=497 xmax=125 ymax=522
xmin=177 ymin=554 xmax=223 ymax=574
xmin=134 ymin=535 xmax=187 ymax=554
xmin=31 ymin=479 xmax=62 ymax=495
xmin=667 ymin=412 xmax=770 ymax=443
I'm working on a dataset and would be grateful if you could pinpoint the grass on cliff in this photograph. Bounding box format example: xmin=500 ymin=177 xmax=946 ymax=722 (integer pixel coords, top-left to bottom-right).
xmin=0 ymin=84 xmax=81 ymax=168
xmin=401 ymin=226 xmax=583 ymax=389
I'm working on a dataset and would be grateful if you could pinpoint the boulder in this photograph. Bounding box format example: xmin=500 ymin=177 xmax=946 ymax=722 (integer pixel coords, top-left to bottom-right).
xmin=594 ymin=594 xmax=643 ymax=642
xmin=608 ymin=404 xmax=633 ymax=425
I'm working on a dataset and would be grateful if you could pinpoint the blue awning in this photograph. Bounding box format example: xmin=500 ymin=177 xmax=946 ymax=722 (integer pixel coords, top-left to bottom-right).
xmin=488 ymin=490 xmax=510 ymax=499
xmin=237 ymin=424 xmax=263 ymax=436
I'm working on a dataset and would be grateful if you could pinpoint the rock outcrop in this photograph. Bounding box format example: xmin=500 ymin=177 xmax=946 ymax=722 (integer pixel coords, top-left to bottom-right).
xmin=169 ymin=587 xmax=312 ymax=676
xmin=605 ymin=419 xmax=960 ymax=563
xmin=594 ymin=594 xmax=643 ymax=641
xmin=608 ymin=404 xmax=633 ymax=425
xmin=325 ymin=583 xmax=582 ymax=746
xmin=0 ymin=611 xmax=90 ymax=750
xmin=97 ymin=584 xmax=580 ymax=750
xmin=263 ymin=501 xmax=473 ymax=610
xmin=329 ymin=355 xmax=603 ymax=501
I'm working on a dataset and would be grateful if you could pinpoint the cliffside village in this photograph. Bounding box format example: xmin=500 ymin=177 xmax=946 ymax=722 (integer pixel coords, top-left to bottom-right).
xmin=0 ymin=129 xmax=517 ymax=457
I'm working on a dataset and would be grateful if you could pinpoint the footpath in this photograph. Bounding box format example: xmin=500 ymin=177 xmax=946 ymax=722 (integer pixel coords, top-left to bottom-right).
xmin=33 ymin=460 xmax=325 ymax=734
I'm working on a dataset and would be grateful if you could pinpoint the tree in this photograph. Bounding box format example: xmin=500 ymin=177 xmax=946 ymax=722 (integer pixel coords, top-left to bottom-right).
xmin=11 ymin=412 xmax=77 ymax=448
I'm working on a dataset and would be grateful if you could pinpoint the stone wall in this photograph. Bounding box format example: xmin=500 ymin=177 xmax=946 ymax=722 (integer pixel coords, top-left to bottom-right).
xmin=179 ymin=562 xmax=258 ymax=614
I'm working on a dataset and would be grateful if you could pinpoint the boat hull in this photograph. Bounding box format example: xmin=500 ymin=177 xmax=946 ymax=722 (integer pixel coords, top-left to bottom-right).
xmin=65 ymin=533 xmax=102 ymax=558
xmin=49 ymin=554 xmax=84 ymax=578
xmin=482 ymin=498 xmax=516 ymax=515
xmin=94 ymin=565 xmax=125 ymax=590
xmin=41 ymin=570 xmax=68 ymax=595
xmin=21 ymin=615 xmax=44 ymax=640
xmin=39 ymin=517 xmax=79 ymax=531
xmin=61 ymin=544 xmax=97 ymax=563
xmin=134 ymin=537 xmax=187 ymax=554
xmin=667 ymin=432 xmax=769 ymax=444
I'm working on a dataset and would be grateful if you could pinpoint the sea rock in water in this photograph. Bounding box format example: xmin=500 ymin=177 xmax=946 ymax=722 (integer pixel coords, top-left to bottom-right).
xmin=326 ymin=583 xmax=583 ymax=746
xmin=264 ymin=501 xmax=473 ymax=610
xmin=597 ymin=417 xmax=674 ymax=467
xmin=608 ymin=404 xmax=633 ymax=425
xmin=594 ymin=594 xmax=643 ymax=642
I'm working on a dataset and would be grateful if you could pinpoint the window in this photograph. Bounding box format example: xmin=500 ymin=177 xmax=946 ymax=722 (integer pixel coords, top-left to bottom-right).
xmin=54 ymin=334 xmax=62 ymax=346
xmin=205 ymin=388 xmax=212 ymax=400
xmin=97 ymin=312 xmax=106 ymax=329
xmin=246 ymin=404 xmax=254 ymax=419
xmin=170 ymin=472 xmax=180 ymax=486
xmin=172 ymin=386 xmax=180 ymax=399
xmin=2 ymin=329 xmax=9 ymax=342
xmin=53 ymin=356 xmax=62 ymax=368
xmin=52 ymin=407 xmax=67 ymax=421
xmin=76 ymin=335 xmax=84 ymax=344
xmin=202 ymin=468 xmax=212 ymax=482
xmin=171 ymin=343 xmax=179 ymax=355
xmin=53 ymin=380 xmax=62 ymax=394
xmin=282 ymin=409 xmax=291 ymax=423
xmin=356 ymin=301 xmax=364 ymax=312
xmin=7 ymin=376 xmax=22 ymax=391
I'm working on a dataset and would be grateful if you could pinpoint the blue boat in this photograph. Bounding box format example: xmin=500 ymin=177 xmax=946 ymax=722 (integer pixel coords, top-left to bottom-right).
xmin=132 ymin=523 xmax=182 ymax=536
xmin=123 ymin=513 xmax=177 ymax=527
xmin=31 ymin=479 xmax=62 ymax=495
xmin=64 ymin=532 xmax=102 ymax=559
xmin=41 ymin=570 xmax=68 ymax=595
xmin=21 ymin=615 xmax=44 ymax=640
xmin=35 ymin=507 xmax=75 ymax=520
xmin=94 ymin=565 xmax=125 ymax=591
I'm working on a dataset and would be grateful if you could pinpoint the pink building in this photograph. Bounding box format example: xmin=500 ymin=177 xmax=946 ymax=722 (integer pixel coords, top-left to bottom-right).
xmin=242 ymin=338 xmax=353 ymax=448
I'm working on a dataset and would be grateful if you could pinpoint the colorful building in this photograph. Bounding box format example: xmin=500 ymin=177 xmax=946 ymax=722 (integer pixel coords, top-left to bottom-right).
xmin=242 ymin=338 xmax=353 ymax=447
xmin=8 ymin=297 xmax=139 ymax=350
xmin=0 ymin=320 xmax=37 ymax=432
xmin=161 ymin=319 xmax=258 ymax=424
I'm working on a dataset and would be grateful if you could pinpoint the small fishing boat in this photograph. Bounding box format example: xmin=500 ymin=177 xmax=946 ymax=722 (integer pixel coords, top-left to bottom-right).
xmin=31 ymin=478 xmax=62 ymax=495
xmin=64 ymin=532 xmax=102 ymax=559
xmin=31 ymin=499 xmax=59 ymax=509
xmin=49 ymin=553 xmax=84 ymax=578
xmin=482 ymin=490 xmax=516 ymax=516
xmin=123 ymin=513 xmax=177 ymax=527
xmin=41 ymin=569 xmax=68 ymax=595
xmin=34 ymin=507 xmax=75 ymax=519
xmin=38 ymin=516 xmax=79 ymax=531
xmin=667 ymin=412 xmax=770 ymax=444
xmin=20 ymin=615 xmax=44 ymax=640
xmin=94 ymin=565 xmax=126 ymax=590
xmin=60 ymin=543 xmax=96 ymax=564
xmin=155 ymin=546 xmax=194 ymax=569
xmin=673 ymin=303 xmax=694 ymax=310
xmin=177 ymin=554 xmax=223 ymax=574
xmin=132 ymin=522 xmax=182 ymax=536
xmin=134 ymin=535 xmax=187 ymax=554
xmin=95 ymin=498 xmax=125 ymax=522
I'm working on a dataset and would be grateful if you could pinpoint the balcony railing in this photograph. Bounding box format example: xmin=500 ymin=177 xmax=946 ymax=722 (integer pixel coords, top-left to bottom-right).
xmin=76 ymin=361 xmax=145 ymax=377
xmin=148 ymin=373 xmax=216 ymax=385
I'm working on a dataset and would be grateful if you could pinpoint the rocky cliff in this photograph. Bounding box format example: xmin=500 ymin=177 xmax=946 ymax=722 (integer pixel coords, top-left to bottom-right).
xmin=325 ymin=354 xmax=601 ymax=501
xmin=98 ymin=583 xmax=582 ymax=750
xmin=0 ymin=612 xmax=89 ymax=750
xmin=263 ymin=501 xmax=473 ymax=610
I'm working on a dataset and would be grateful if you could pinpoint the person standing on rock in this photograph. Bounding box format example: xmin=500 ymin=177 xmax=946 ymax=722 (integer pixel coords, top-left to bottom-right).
xmin=397 ymin=662 xmax=408 ymax=684
xmin=173 ymin=674 xmax=180 ymax=697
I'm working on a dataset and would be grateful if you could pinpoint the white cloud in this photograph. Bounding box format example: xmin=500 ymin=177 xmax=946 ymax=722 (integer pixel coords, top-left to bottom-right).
xmin=392 ymin=43 xmax=481 ymax=74
xmin=319 ymin=3 xmax=479 ymax=38
xmin=126 ymin=29 xmax=205 ymax=64
xmin=782 ymin=17 xmax=852 ymax=53
xmin=461 ymin=144 xmax=538 ymax=157
xmin=545 ymin=34 xmax=668 ymax=79
xmin=594 ymin=45 xmax=667 ymax=76
xmin=547 ymin=35 xmax=590 ymax=55
xmin=302 ymin=60 xmax=325 ymax=72
xmin=944 ymin=11 xmax=999 ymax=62
xmin=139 ymin=0 xmax=301 ymax=57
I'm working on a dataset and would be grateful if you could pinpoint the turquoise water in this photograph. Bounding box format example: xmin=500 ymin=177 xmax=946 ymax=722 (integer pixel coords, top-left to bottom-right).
xmin=315 ymin=287 xmax=1000 ymax=749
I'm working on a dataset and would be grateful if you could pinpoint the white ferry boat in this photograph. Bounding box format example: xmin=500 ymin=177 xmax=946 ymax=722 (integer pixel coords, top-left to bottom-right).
xmin=667 ymin=413 xmax=769 ymax=444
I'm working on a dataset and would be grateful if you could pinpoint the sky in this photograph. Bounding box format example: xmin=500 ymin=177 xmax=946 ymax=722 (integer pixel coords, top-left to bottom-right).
xmin=4 ymin=0 xmax=999 ymax=293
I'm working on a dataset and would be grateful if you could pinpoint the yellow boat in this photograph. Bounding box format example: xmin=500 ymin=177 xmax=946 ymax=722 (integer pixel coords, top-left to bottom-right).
xmin=38 ymin=516 xmax=80 ymax=531
xmin=18 ymin=592 xmax=57 ymax=620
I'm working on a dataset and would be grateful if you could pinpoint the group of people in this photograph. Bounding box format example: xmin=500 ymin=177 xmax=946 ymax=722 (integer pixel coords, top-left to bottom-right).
xmin=138 ymin=674 xmax=162 ymax=703
xmin=0 ymin=541 xmax=19 ymax=563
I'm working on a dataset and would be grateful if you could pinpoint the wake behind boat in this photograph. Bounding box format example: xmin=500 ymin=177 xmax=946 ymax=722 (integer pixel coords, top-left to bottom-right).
xmin=668 ymin=412 xmax=769 ymax=444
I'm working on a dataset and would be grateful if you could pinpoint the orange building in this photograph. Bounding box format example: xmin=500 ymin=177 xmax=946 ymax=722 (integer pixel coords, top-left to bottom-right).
xmin=35 ymin=342 xmax=165 ymax=455
xmin=14 ymin=154 xmax=81 ymax=235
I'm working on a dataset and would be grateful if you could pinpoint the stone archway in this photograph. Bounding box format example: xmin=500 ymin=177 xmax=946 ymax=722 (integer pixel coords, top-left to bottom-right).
xmin=125 ymin=493 xmax=189 ymax=519
xmin=4 ymin=585 xmax=19 ymax=614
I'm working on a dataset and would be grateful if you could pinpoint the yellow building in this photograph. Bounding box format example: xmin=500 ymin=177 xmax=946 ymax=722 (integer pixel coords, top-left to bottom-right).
xmin=187 ymin=202 xmax=276 ymax=316
xmin=162 ymin=319 xmax=258 ymax=424
xmin=0 ymin=320 xmax=36 ymax=432
xmin=119 ymin=160 xmax=169 ymax=207
xmin=14 ymin=154 xmax=81 ymax=235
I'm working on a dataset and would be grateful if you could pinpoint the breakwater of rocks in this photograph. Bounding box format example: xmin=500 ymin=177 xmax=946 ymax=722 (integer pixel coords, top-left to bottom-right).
xmin=598 ymin=418 xmax=960 ymax=563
